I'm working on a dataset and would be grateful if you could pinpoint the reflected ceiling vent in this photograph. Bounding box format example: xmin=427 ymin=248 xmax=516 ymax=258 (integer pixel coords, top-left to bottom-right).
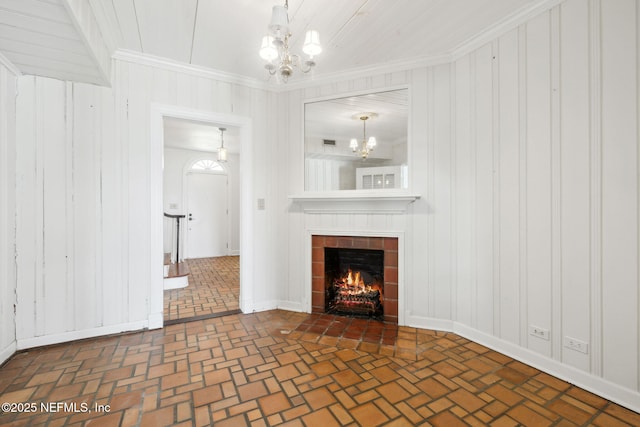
xmin=323 ymin=139 xmax=336 ymax=146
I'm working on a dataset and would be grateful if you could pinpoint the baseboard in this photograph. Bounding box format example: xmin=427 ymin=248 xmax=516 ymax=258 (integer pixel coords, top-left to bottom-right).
xmin=454 ymin=323 xmax=640 ymax=414
xmin=148 ymin=312 xmax=163 ymax=330
xmin=405 ymin=313 xmax=455 ymax=331
xmin=277 ymin=301 xmax=306 ymax=312
xmin=0 ymin=341 xmax=16 ymax=365
xmin=230 ymin=250 xmax=240 ymax=256
xmin=240 ymin=299 xmax=279 ymax=314
xmin=16 ymin=320 xmax=149 ymax=350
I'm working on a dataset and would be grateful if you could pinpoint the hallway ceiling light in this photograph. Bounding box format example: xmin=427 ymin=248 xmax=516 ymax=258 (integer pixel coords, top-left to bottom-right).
xmin=259 ymin=0 xmax=322 ymax=82
xmin=350 ymin=113 xmax=377 ymax=159
xmin=217 ymin=127 xmax=227 ymax=162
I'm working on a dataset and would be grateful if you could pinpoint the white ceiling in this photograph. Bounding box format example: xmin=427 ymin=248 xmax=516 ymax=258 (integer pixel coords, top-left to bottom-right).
xmin=163 ymin=117 xmax=240 ymax=154
xmin=0 ymin=0 xmax=554 ymax=85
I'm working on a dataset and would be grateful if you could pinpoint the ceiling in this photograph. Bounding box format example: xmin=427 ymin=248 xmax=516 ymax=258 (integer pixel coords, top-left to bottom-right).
xmin=163 ymin=117 xmax=240 ymax=154
xmin=0 ymin=0 xmax=553 ymax=85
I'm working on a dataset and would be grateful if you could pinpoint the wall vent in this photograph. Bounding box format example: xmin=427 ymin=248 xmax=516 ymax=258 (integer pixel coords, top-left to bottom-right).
xmin=323 ymin=139 xmax=336 ymax=146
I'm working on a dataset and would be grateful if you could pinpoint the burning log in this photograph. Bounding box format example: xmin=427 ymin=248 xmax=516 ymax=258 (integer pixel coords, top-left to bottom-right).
xmin=328 ymin=269 xmax=383 ymax=317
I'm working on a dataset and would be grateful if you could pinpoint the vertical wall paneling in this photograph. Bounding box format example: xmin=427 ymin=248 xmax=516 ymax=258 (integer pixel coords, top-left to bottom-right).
xmin=560 ymin=0 xmax=591 ymax=371
xmin=475 ymin=43 xmax=494 ymax=334
xmin=427 ymin=67 xmax=435 ymax=317
xmin=518 ymin=25 xmax=529 ymax=348
xmin=497 ymin=29 xmax=521 ymax=344
xmin=454 ymin=55 xmax=473 ymax=326
xmin=491 ymin=39 xmax=501 ymax=338
xmin=0 ymin=63 xmax=17 ymax=363
xmin=600 ymin=0 xmax=638 ymax=389
xmin=525 ymin=12 xmax=553 ymax=357
xmin=550 ymin=5 xmax=562 ymax=361
xmin=433 ymin=64 xmax=452 ymax=320
xmin=42 ymin=80 xmax=68 ymax=335
xmin=64 ymin=83 xmax=75 ymax=332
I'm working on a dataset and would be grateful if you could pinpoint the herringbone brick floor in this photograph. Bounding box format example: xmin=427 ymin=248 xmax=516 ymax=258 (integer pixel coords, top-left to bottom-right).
xmin=164 ymin=256 xmax=240 ymax=321
xmin=1 ymin=309 xmax=639 ymax=426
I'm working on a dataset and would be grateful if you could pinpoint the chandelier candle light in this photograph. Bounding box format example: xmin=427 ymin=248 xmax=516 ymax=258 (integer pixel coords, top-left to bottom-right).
xmin=259 ymin=0 xmax=322 ymax=81
xmin=350 ymin=114 xmax=377 ymax=159
xmin=217 ymin=127 xmax=227 ymax=162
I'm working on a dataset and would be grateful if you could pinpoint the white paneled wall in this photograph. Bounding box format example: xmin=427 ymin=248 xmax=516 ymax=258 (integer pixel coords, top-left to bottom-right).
xmin=453 ymin=0 xmax=640 ymax=409
xmin=13 ymin=59 xmax=272 ymax=347
xmin=279 ymin=0 xmax=640 ymax=411
xmin=0 ymin=63 xmax=17 ymax=364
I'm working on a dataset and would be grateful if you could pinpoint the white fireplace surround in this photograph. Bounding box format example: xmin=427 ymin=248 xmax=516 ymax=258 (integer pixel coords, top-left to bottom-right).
xmin=292 ymin=192 xmax=420 ymax=326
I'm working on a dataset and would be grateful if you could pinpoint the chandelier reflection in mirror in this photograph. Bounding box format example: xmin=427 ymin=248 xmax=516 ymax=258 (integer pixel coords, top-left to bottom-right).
xmin=259 ymin=0 xmax=322 ymax=82
xmin=350 ymin=113 xmax=378 ymax=159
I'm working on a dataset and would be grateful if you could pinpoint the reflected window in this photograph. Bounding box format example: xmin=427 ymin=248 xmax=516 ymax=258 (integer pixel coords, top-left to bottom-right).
xmin=191 ymin=159 xmax=225 ymax=172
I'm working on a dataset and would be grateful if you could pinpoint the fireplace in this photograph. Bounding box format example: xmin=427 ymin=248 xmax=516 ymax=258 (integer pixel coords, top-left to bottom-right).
xmin=312 ymin=235 xmax=398 ymax=324
xmin=325 ymin=248 xmax=384 ymax=318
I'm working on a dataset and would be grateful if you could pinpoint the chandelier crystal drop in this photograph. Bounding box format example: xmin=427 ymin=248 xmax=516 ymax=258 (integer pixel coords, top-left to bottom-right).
xmin=259 ymin=0 xmax=321 ymax=82
xmin=350 ymin=115 xmax=377 ymax=159
xmin=217 ymin=127 xmax=227 ymax=162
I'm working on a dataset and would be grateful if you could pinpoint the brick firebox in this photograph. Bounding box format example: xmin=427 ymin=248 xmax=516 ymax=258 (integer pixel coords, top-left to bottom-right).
xmin=311 ymin=235 xmax=399 ymax=324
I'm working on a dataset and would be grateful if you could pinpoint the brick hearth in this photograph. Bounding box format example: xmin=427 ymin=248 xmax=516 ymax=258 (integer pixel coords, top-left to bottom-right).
xmin=311 ymin=235 xmax=398 ymax=324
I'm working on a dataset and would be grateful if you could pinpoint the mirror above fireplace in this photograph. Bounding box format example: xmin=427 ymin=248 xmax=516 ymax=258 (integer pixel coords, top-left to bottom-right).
xmin=304 ymin=88 xmax=409 ymax=192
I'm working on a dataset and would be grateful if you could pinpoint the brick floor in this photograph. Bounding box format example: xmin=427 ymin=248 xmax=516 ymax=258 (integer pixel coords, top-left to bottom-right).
xmin=164 ymin=256 xmax=240 ymax=321
xmin=1 ymin=309 xmax=639 ymax=426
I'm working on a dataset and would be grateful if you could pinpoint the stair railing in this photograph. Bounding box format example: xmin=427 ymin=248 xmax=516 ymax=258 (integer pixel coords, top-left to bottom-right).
xmin=164 ymin=212 xmax=186 ymax=263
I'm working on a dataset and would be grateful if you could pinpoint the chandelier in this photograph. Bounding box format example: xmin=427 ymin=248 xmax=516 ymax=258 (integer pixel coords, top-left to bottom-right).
xmin=350 ymin=114 xmax=377 ymax=159
xmin=217 ymin=127 xmax=227 ymax=162
xmin=259 ymin=0 xmax=322 ymax=82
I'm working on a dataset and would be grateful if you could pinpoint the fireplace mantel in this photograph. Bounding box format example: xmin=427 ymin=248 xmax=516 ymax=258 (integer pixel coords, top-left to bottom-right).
xmin=289 ymin=191 xmax=420 ymax=214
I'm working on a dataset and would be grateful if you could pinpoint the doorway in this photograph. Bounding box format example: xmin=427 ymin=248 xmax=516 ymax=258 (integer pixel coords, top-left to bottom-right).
xmin=186 ymin=171 xmax=228 ymax=258
xmin=149 ymin=104 xmax=254 ymax=328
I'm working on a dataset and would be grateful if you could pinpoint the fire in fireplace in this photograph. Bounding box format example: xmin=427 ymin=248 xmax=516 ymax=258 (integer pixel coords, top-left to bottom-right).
xmin=324 ymin=248 xmax=384 ymax=319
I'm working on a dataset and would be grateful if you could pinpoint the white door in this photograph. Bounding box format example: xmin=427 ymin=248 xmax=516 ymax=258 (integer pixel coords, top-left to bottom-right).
xmin=186 ymin=173 xmax=228 ymax=258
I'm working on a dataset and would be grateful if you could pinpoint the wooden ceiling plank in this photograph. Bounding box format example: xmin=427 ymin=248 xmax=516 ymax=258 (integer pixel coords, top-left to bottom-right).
xmin=111 ymin=0 xmax=142 ymax=51
xmin=0 ymin=9 xmax=79 ymax=40
xmin=0 ymin=0 xmax=70 ymax=24
xmin=0 ymin=25 xmax=87 ymax=54
xmin=0 ymin=37 xmax=97 ymax=68
xmin=133 ymin=0 xmax=197 ymax=63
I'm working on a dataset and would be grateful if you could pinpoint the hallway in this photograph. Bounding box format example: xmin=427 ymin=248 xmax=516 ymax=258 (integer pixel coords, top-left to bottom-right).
xmin=164 ymin=256 xmax=240 ymax=322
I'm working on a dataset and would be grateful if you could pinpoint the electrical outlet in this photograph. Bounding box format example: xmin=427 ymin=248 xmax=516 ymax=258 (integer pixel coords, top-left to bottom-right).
xmin=529 ymin=325 xmax=550 ymax=340
xmin=564 ymin=336 xmax=589 ymax=354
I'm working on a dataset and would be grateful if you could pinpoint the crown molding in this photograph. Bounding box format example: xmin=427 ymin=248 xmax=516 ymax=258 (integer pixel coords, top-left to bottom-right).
xmin=272 ymin=54 xmax=452 ymax=92
xmin=0 ymin=51 xmax=21 ymax=77
xmin=112 ymin=49 xmax=270 ymax=91
xmin=112 ymin=0 xmax=565 ymax=93
xmin=451 ymin=0 xmax=566 ymax=61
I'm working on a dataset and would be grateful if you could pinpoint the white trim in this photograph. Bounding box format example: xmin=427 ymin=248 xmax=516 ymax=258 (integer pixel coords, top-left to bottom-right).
xmin=148 ymin=312 xmax=163 ymax=330
xmin=277 ymin=301 xmax=305 ymax=313
xmin=0 ymin=342 xmax=16 ymax=365
xmin=114 ymin=49 xmax=268 ymax=90
xmin=280 ymin=55 xmax=451 ymax=92
xmin=16 ymin=320 xmax=149 ymax=350
xmin=451 ymin=0 xmax=566 ymax=61
xmin=290 ymin=192 xmax=420 ymax=214
xmin=0 ymin=51 xmax=21 ymax=77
